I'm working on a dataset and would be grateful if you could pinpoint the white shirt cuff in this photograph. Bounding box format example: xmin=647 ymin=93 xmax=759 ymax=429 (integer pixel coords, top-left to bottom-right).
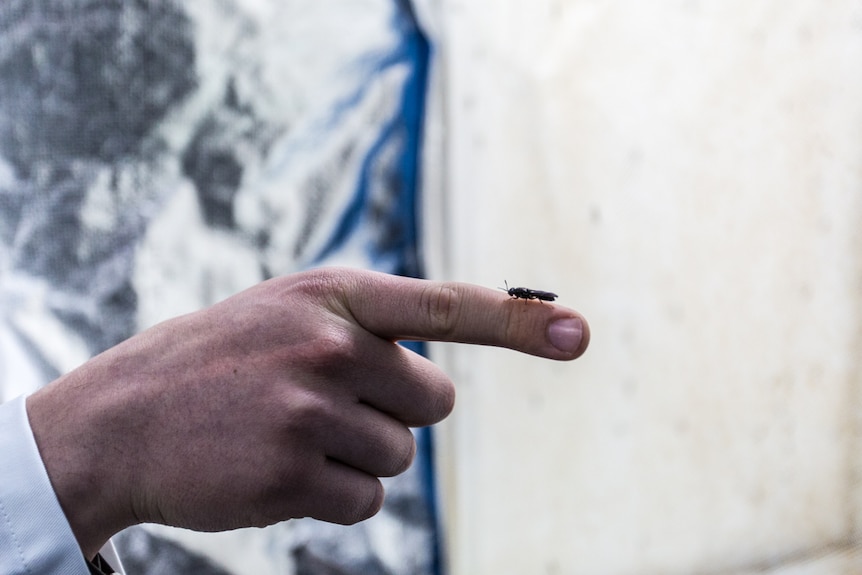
xmin=0 ymin=395 xmax=115 ymax=574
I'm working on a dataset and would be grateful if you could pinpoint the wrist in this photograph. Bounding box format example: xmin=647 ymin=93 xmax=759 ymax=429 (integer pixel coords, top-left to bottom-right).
xmin=26 ymin=372 xmax=138 ymax=560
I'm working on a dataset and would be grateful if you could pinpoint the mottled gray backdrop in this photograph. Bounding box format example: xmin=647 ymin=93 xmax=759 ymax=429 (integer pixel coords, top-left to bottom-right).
xmin=0 ymin=1 xmax=438 ymax=573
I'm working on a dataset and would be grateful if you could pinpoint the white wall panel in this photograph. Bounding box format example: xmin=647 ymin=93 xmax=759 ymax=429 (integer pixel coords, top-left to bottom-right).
xmin=426 ymin=2 xmax=862 ymax=573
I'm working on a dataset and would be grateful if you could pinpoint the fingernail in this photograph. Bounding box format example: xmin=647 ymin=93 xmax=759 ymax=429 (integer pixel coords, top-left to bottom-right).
xmin=548 ymin=317 xmax=583 ymax=354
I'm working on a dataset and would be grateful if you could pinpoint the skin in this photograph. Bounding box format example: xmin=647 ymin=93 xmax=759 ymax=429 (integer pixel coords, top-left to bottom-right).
xmin=25 ymin=267 xmax=590 ymax=560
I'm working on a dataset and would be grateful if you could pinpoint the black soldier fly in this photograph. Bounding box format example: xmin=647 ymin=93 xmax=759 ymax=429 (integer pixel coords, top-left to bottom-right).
xmin=500 ymin=280 xmax=558 ymax=303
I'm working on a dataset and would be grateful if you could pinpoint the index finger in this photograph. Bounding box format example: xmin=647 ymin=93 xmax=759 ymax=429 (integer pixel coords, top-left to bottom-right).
xmin=332 ymin=269 xmax=590 ymax=361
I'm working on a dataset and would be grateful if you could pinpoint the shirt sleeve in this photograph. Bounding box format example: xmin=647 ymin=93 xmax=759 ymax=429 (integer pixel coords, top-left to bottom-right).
xmin=0 ymin=394 xmax=93 ymax=574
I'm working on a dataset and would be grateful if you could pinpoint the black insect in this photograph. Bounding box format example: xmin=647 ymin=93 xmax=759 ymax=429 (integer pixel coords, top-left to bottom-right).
xmin=500 ymin=280 xmax=558 ymax=303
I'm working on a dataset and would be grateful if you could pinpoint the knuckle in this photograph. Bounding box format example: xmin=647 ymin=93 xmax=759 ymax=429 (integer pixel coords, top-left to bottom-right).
xmin=383 ymin=431 xmax=417 ymax=477
xmin=254 ymin=452 xmax=323 ymax=522
xmin=291 ymin=329 xmax=359 ymax=375
xmin=279 ymin=389 xmax=335 ymax=437
xmin=419 ymin=284 xmax=462 ymax=340
xmin=293 ymin=390 xmax=330 ymax=422
xmin=289 ymin=267 xmax=348 ymax=295
xmin=342 ymin=479 xmax=385 ymax=524
xmin=433 ymin=379 xmax=457 ymax=421
xmin=417 ymin=369 xmax=457 ymax=425
xmin=312 ymin=331 xmax=356 ymax=363
xmin=288 ymin=267 xmax=358 ymax=314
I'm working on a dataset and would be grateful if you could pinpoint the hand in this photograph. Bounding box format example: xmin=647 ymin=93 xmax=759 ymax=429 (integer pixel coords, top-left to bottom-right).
xmin=25 ymin=267 xmax=589 ymax=559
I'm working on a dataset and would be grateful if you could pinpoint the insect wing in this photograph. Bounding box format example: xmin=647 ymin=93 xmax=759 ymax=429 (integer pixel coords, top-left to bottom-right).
xmin=531 ymin=290 xmax=558 ymax=302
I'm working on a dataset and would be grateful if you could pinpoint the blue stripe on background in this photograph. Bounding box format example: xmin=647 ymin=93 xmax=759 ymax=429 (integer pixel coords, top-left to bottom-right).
xmin=402 ymin=341 xmax=443 ymax=575
xmin=311 ymin=3 xmax=429 ymax=277
xmin=310 ymin=3 xmax=441 ymax=573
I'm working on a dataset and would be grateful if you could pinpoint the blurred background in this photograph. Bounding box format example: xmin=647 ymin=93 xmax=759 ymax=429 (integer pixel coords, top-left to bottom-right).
xmin=1 ymin=0 xmax=861 ymax=574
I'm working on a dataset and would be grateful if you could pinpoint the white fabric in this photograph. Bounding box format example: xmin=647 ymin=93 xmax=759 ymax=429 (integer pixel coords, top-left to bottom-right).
xmin=97 ymin=542 xmax=124 ymax=574
xmin=0 ymin=395 xmax=124 ymax=574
